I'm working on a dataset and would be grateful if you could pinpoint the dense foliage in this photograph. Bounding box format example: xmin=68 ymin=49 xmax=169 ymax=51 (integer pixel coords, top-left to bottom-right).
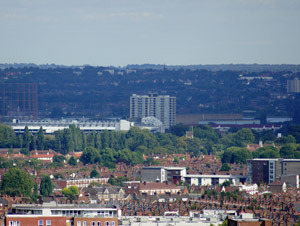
xmin=40 ymin=174 xmax=54 ymax=197
xmin=0 ymin=168 xmax=34 ymax=196
xmin=62 ymin=185 xmax=79 ymax=201
xmin=0 ymin=123 xmax=300 ymax=168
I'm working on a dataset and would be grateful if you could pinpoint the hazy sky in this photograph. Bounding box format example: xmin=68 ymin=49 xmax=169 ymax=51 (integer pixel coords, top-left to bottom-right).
xmin=1 ymin=0 xmax=300 ymax=66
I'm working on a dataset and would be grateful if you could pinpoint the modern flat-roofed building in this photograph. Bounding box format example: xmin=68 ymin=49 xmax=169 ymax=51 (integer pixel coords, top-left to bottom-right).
xmin=184 ymin=174 xmax=247 ymax=186
xmin=142 ymin=167 xmax=186 ymax=184
xmin=247 ymin=158 xmax=300 ymax=186
xmin=184 ymin=174 xmax=246 ymax=186
xmin=6 ymin=203 xmax=119 ymax=226
xmin=7 ymin=118 xmax=134 ymax=134
xmin=130 ymin=93 xmax=176 ymax=129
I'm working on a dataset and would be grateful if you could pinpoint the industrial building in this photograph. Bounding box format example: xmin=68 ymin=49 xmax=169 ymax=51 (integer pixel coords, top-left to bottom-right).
xmin=6 ymin=118 xmax=134 ymax=134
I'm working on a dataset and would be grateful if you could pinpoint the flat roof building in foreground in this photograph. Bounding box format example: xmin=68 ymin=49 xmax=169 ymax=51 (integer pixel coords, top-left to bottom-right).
xmin=6 ymin=203 xmax=119 ymax=226
xmin=130 ymin=93 xmax=176 ymax=129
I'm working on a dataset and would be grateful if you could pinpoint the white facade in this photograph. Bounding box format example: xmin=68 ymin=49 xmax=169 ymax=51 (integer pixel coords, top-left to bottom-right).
xmin=8 ymin=118 xmax=133 ymax=134
xmin=287 ymin=78 xmax=300 ymax=93
xmin=142 ymin=167 xmax=186 ymax=183
xmin=184 ymin=174 xmax=246 ymax=186
xmin=130 ymin=93 xmax=176 ymax=129
xmin=8 ymin=203 xmax=118 ymax=218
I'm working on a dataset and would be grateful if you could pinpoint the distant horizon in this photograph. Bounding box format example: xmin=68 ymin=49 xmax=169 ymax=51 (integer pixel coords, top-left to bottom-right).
xmin=1 ymin=62 xmax=300 ymax=68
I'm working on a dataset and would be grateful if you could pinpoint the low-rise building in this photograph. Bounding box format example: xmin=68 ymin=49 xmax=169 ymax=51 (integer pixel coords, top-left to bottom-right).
xmin=142 ymin=166 xmax=186 ymax=184
xmin=55 ymin=178 xmax=109 ymax=189
xmin=83 ymin=186 xmax=128 ymax=202
xmin=125 ymin=182 xmax=181 ymax=196
xmin=184 ymin=174 xmax=246 ymax=186
xmin=6 ymin=202 xmax=119 ymax=226
xmin=247 ymin=158 xmax=300 ymax=186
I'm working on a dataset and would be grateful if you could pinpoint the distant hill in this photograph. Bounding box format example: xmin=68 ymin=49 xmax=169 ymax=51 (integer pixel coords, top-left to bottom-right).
xmin=0 ymin=65 xmax=299 ymax=120
xmin=2 ymin=63 xmax=300 ymax=72
xmin=126 ymin=64 xmax=300 ymax=72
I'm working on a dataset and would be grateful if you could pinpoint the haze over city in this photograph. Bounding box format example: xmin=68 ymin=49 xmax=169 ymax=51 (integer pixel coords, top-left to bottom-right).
xmin=1 ymin=1 xmax=300 ymax=226
xmin=1 ymin=0 xmax=300 ymax=66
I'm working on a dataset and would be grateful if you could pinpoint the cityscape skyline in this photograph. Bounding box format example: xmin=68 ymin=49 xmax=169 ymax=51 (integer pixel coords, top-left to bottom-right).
xmin=1 ymin=0 xmax=300 ymax=66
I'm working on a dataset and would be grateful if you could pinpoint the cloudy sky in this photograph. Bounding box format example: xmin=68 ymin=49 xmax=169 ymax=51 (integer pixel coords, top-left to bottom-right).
xmin=1 ymin=0 xmax=300 ymax=66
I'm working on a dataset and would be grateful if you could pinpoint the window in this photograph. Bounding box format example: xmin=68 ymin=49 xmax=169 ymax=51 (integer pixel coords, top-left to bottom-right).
xmin=46 ymin=220 xmax=51 ymax=226
xmin=83 ymin=221 xmax=87 ymax=226
xmin=91 ymin=222 xmax=95 ymax=226
xmin=38 ymin=220 xmax=44 ymax=226
xmin=105 ymin=221 xmax=109 ymax=226
xmin=97 ymin=222 xmax=101 ymax=226
xmin=77 ymin=222 xmax=81 ymax=226
xmin=111 ymin=222 xmax=115 ymax=226
xmin=9 ymin=221 xmax=20 ymax=226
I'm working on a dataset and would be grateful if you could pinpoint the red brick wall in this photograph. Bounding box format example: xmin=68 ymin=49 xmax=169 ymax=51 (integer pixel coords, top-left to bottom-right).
xmin=74 ymin=217 xmax=118 ymax=226
xmin=228 ymin=219 xmax=272 ymax=226
xmin=6 ymin=216 xmax=67 ymax=226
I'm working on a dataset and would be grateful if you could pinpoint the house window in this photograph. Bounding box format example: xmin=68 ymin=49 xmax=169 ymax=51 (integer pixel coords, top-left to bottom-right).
xmin=77 ymin=222 xmax=82 ymax=226
xmin=38 ymin=220 xmax=44 ymax=226
xmin=9 ymin=221 xmax=20 ymax=226
xmin=111 ymin=221 xmax=115 ymax=226
xmin=97 ymin=222 xmax=101 ymax=226
xmin=46 ymin=220 xmax=51 ymax=226
xmin=91 ymin=222 xmax=95 ymax=226
xmin=105 ymin=221 xmax=109 ymax=226
xmin=83 ymin=221 xmax=87 ymax=226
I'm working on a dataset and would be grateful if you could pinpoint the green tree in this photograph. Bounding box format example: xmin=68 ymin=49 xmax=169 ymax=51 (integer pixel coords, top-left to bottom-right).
xmin=108 ymin=176 xmax=128 ymax=187
xmin=194 ymin=125 xmax=219 ymax=142
xmin=233 ymin=128 xmax=255 ymax=146
xmin=101 ymin=130 xmax=110 ymax=149
xmin=68 ymin=156 xmax=77 ymax=166
xmin=40 ymin=174 xmax=54 ymax=196
xmin=276 ymin=135 xmax=296 ymax=145
xmin=62 ymin=185 xmax=79 ymax=201
xmin=80 ymin=146 xmax=100 ymax=165
xmin=30 ymin=135 xmax=36 ymax=151
xmin=31 ymin=182 xmax=39 ymax=203
xmin=0 ymin=124 xmax=16 ymax=148
xmin=62 ymin=129 xmax=74 ymax=154
xmin=23 ymin=126 xmax=31 ymax=151
xmin=222 ymin=147 xmax=252 ymax=164
xmin=20 ymin=148 xmax=30 ymax=156
xmin=220 ymin=163 xmax=231 ymax=171
xmin=280 ymin=143 xmax=298 ymax=158
xmin=90 ymin=169 xmax=99 ymax=178
xmin=0 ymin=168 xmax=34 ymax=196
xmin=100 ymin=148 xmax=116 ymax=168
xmin=253 ymin=146 xmax=280 ymax=158
xmin=168 ymin=124 xmax=189 ymax=137
xmin=36 ymin=127 xmax=45 ymax=150
xmin=53 ymin=155 xmax=66 ymax=164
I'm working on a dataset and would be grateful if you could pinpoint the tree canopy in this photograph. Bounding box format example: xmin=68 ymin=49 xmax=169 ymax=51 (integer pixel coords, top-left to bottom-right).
xmin=40 ymin=174 xmax=54 ymax=197
xmin=0 ymin=168 xmax=34 ymax=197
xmin=62 ymin=185 xmax=79 ymax=201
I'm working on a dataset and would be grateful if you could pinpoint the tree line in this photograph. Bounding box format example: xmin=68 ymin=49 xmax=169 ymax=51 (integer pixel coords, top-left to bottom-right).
xmin=0 ymin=123 xmax=300 ymax=167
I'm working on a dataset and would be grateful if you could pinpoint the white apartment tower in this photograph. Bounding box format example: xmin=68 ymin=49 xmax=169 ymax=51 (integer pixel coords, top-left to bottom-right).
xmin=130 ymin=93 xmax=176 ymax=129
xmin=287 ymin=78 xmax=300 ymax=93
